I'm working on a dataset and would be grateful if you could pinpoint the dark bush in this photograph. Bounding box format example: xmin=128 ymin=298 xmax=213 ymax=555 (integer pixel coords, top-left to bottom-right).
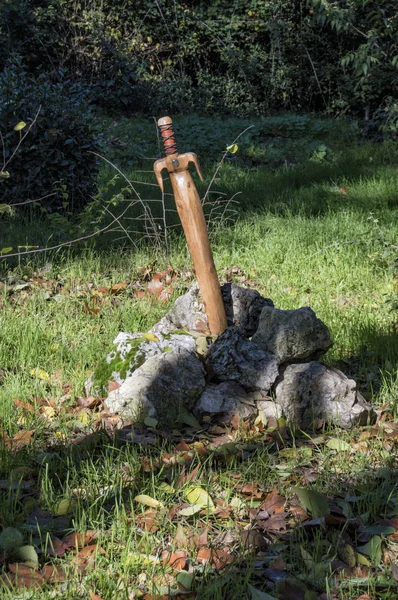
xmin=0 ymin=57 xmax=101 ymax=212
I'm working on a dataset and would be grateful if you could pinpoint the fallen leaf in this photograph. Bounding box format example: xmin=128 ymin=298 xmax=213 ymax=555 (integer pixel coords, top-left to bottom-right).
xmin=134 ymin=494 xmax=164 ymax=509
xmin=326 ymin=438 xmax=350 ymax=451
xmin=293 ymin=487 xmax=330 ymax=518
xmin=147 ymin=277 xmax=163 ymax=297
xmin=30 ymin=368 xmax=50 ymax=381
xmin=357 ymin=536 xmax=382 ymax=565
xmin=62 ymin=530 xmax=97 ymax=550
xmin=76 ymin=396 xmax=102 ymax=409
xmin=41 ymin=565 xmax=67 ymax=583
xmin=196 ymin=547 xmax=211 ymax=564
xmin=107 ymin=380 xmax=120 ymax=392
xmin=110 ymin=282 xmax=127 ymax=294
xmin=177 ymin=504 xmax=203 ymax=517
xmin=161 ymin=550 xmax=187 ymax=571
xmin=78 ymin=544 xmax=106 ymax=557
xmin=89 ymin=591 xmax=105 ymax=600
xmin=55 ymin=498 xmax=76 ymax=515
xmin=184 ymin=486 xmax=215 ymax=510
xmin=260 ymin=486 xmax=285 ymax=514
xmin=8 ymin=430 xmax=35 ymax=450
xmin=176 ymin=464 xmax=200 ymax=489
xmin=13 ymin=398 xmax=35 ymax=414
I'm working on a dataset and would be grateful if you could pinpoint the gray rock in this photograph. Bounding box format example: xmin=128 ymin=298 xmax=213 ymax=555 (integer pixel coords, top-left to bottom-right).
xmin=206 ymin=327 xmax=279 ymax=392
xmin=153 ymin=283 xmax=206 ymax=334
xmin=105 ymin=348 xmax=206 ymax=424
xmin=257 ymin=400 xmax=283 ymax=420
xmin=153 ymin=282 xmax=273 ymax=336
xmin=274 ymin=362 xmax=376 ymax=429
xmin=194 ymin=381 xmax=257 ymax=420
xmin=87 ymin=330 xmax=197 ymax=395
xmin=221 ymin=283 xmax=274 ymax=336
xmin=252 ymin=306 xmax=332 ymax=364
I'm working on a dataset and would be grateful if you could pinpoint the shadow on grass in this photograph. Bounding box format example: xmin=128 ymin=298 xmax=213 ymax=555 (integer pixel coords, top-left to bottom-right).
xmin=1 ymin=139 xmax=397 ymax=270
xmin=332 ymin=320 xmax=398 ymax=416
xmin=1 ymin=405 xmax=398 ymax=599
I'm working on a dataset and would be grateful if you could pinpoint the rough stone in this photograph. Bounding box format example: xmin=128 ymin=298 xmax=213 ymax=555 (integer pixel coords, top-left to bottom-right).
xmin=257 ymin=400 xmax=283 ymax=420
xmin=152 ymin=282 xmax=273 ymax=336
xmin=274 ymin=361 xmax=376 ymax=429
xmin=206 ymin=326 xmax=279 ymax=392
xmin=87 ymin=330 xmax=197 ymax=395
xmin=194 ymin=381 xmax=257 ymax=420
xmin=221 ymin=283 xmax=274 ymax=336
xmin=252 ymin=306 xmax=332 ymax=364
xmin=104 ymin=348 xmax=206 ymax=423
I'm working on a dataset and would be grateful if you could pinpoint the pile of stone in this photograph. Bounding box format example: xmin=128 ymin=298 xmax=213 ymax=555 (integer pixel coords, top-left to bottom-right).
xmin=87 ymin=284 xmax=376 ymax=430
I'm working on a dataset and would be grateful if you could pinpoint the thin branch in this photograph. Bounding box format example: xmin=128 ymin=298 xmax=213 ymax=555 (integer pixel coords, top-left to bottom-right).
xmin=202 ymin=126 xmax=253 ymax=204
xmin=1 ymin=107 xmax=41 ymax=174
xmin=302 ymin=45 xmax=328 ymax=111
xmin=0 ymin=204 xmax=132 ymax=259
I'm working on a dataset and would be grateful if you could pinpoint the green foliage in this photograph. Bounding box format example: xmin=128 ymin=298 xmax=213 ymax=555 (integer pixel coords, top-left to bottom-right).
xmin=1 ymin=0 xmax=396 ymax=118
xmin=0 ymin=57 xmax=101 ymax=212
xmin=309 ymin=0 xmax=398 ymax=117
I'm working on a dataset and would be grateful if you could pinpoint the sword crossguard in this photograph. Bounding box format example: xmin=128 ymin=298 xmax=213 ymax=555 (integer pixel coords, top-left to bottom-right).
xmin=154 ymin=152 xmax=204 ymax=192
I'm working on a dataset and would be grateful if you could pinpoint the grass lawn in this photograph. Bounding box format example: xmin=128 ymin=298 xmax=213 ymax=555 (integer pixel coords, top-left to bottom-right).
xmin=0 ymin=115 xmax=397 ymax=599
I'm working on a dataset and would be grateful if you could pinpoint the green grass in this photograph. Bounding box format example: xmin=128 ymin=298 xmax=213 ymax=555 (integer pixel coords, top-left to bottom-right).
xmin=0 ymin=116 xmax=397 ymax=599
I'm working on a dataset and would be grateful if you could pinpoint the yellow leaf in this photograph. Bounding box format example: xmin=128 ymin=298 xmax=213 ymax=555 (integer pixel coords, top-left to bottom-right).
xmin=76 ymin=410 xmax=90 ymax=425
xmin=14 ymin=121 xmax=27 ymax=131
xmin=184 ymin=486 xmax=215 ymax=510
xmin=142 ymin=333 xmax=159 ymax=342
xmin=177 ymin=504 xmax=203 ymax=517
xmin=30 ymin=368 xmax=50 ymax=381
xmin=226 ymin=143 xmax=238 ymax=154
xmin=40 ymin=406 xmax=56 ymax=421
xmin=134 ymin=494 xmax=164 ymax=509
xmin=55 ymin=498 xmax=76 ymax=515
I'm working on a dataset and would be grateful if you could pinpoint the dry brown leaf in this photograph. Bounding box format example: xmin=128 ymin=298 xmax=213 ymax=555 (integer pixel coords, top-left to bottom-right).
xmin=240 ymin=530 xmax=268 ymax=551
xmin=76 ymin=396 xmax=102 ymax=409
xmin=8 ymin=564 xmax=36 ymax=576
xmin=237 ymin=482 xmax=263 ymax=498
xmin=175 ymin=523 xmax=189 ymax=548
xmin=196 ymin=547 xmax=211 ymax=564
xmin=260 ymin=486 xmax=285 ymax=514
xmin=269 ymin=555 xmax=285 ymax=570
xmin=147 ymin=277 xmax=163 ymax=297
xmin=290 ymin=505 xmax=309 ymax=523
xmin=84 ymin=301 xmax=100 ymax=315
xmin=176 ymin=464 xmax=200 ymax=489
xmin=176 ymin=440 xmax=191 ymax=452
xmin=13 ymin=398 xmax=35 ymax=414
xmin=89 ymin=591 xmax=105 ymax=600
xmin=62 ymin=530 xmax=97 ymax=550
xmin=7 ymin=429 xmax=35 ymax=451
xmin=161 ymin=550 xmax=187 ymax=571
xmin=107 ymin=380 xmax=120 ymax=392
xmin=194 ymin=318 xmax=210 ymax=335
xmin=136 ymin=509 xmax=160 ymax=533
xmin=191 ymin=528 xmax=208 ymax=549
xmin=159 ymin=285 xmax=173 ymax=303
xmin=41 ymin=564 xmax=67 ymax=583
xmin=78 ymin=544 xmax=105 ymax=557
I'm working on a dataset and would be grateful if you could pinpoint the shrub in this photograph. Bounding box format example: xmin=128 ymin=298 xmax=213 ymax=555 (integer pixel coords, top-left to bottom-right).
xmin=0 ymin=57 xmax=101 ymax=212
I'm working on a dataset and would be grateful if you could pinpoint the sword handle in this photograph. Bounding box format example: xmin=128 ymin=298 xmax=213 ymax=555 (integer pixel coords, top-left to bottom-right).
xmin=158 ymin=116 xmax=178 ymax=155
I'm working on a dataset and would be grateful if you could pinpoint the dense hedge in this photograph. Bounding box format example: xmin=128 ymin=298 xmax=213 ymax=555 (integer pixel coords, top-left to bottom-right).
xmin=0 ymin=58 xmax=100 ymax=211
xmin=0 ymin=0 xmax=397 ymax=119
